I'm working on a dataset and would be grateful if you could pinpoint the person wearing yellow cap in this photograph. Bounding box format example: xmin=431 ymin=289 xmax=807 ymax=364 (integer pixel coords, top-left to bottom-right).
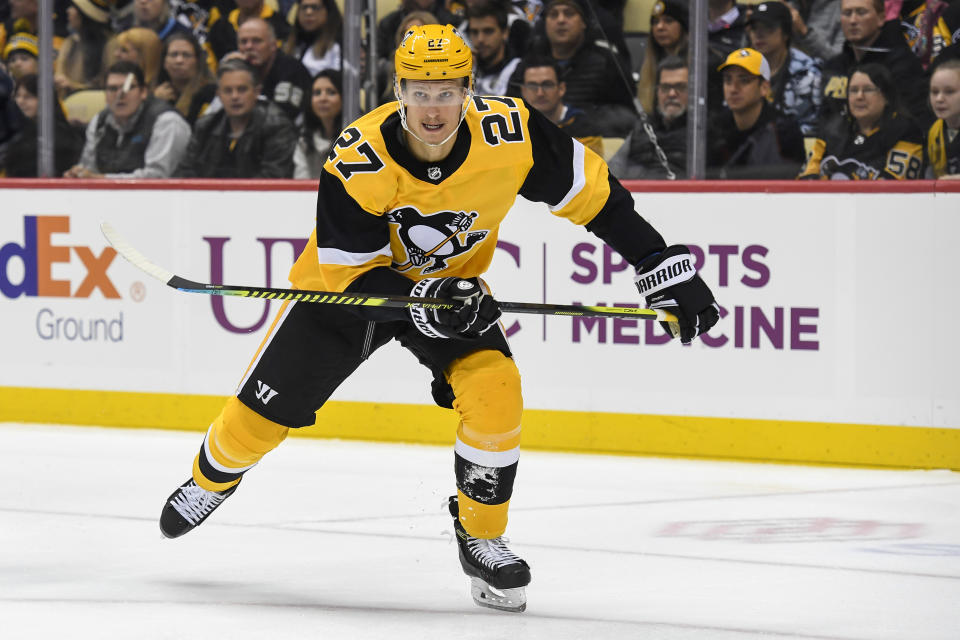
xmin=707 ymin=47 xmax=805 ymax=178
xmin=2 ymin=32 xmax=38 ymax=82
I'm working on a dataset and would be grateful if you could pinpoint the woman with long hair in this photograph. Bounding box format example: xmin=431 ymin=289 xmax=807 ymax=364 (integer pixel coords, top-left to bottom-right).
xmin=108 ymin=27 xmax=163 ymax=89
xmin=3 ymin=74 xmax=85 ymax=176
xmin=294 ymin=69 xmax=342 ymax=179
xmin=54 ymin=0 xmax=114 ymax=99
xmin=283 ymin=0 xmax=342 ymax=77
xmin=800 ymin=63 xmax=925 ymax=180
xmin=153 ymin=31 xmax=216 ymax=125
xmin=637 ymin=0 xmax=687 ymax=115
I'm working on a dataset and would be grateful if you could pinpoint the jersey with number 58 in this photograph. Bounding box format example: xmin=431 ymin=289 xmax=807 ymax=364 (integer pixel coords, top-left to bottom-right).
xmin=288 ymin=96 xmax=666 ymax=297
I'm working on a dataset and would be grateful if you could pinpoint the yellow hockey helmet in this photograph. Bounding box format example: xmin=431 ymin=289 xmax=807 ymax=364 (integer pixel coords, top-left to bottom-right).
xmin=394 ymin=24 xmax=473 ymax=91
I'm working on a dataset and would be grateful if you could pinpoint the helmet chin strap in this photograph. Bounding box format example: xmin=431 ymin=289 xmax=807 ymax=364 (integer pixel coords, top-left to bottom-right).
xmin=395 ymin=81 xmax=473 ymax=148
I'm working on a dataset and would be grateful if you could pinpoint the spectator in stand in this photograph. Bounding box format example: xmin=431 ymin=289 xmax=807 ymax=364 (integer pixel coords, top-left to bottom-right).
xmin=708 ymin=47 xmax=805 ymax=178
xmin=0 ymin=65 xmax=23 ymax=169
xmin=468 ymin=2 xmax=521 ymax=96
xmin=378 ymin=9 xmax=437 ymax=105
xmin=176 ymin=57 xmax=297 ymax=177
xmin=517 ymin=55 xmax=602 ymax=155
xmin=153 ymin=31 xmax=216 ymax=124
xmin=609 ymin=55 xmax=688 ymax=180
xmin=55 ymin=0 xmax=114 ymax=99
xmin=376 ymin=0 xmax=455 ymax=66
xmin=226 ymin=17 xmax=311 ymax=123
xmin=282 ymin=0 xmax=341 ymax=77
xmin=800 ymin=63 xmax=924 ymax=178
xmin=785 ymin=0 xmax=845 ymax=60
xmin=709 ymin=0 xmax=749 ymax=58
xmin=457 ymin=0 xmax=532 ymax=61
xmin=3 ymin=73 xmax=85 ymax=176
xmin=925 ymin=58 xmax=960 ymax=177
xmin=637 ymin=0 xmax=687 ymax=116
xmin=746 ymin=1 xmax=823 ymax=136
xmin=0 ymin=0 xmax=57 ymax=55
xmin=820 ymin=0 xmax=931 ymax=128
xmin=896 ymin=0 xmax=960 ymax=69
xmin=64 ymin=60 xmax=191 ymax=178
xmin=109 ymin=27 xmax=163 ymax=88
xmin=510 ymin=0 xmax=636 ymax=136
xmin=294 ymin=68 xmax=341 ymax=179
xmin=206 ymin=0 xmax=292 ymax=63
xmin=132 ymin=0 xmax=191 ymax=41
xmin=3 ymin=32 xmax=39 ymax=82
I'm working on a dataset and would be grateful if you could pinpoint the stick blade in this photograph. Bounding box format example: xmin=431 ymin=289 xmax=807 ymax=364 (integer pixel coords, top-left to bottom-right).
xmin=101 ymin=221 xmax=175 ymax=285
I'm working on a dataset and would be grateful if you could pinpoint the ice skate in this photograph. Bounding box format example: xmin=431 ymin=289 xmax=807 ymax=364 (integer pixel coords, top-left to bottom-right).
xmin=448 ymin=495 xmax=530 ymax=612
xmin=159 ymin=478 xmax=239 ymax=539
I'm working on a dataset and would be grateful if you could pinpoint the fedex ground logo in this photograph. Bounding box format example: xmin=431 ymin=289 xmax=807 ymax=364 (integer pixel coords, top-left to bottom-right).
xmin=1 ymin=215 xmax=120 ymax=299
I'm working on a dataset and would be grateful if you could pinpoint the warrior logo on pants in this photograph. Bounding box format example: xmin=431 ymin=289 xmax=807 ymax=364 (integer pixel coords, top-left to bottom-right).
xmin=387 ymin=206 xmax=488 ymax=274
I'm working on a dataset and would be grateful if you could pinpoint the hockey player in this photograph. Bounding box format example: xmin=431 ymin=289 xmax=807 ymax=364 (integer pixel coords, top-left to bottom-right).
xmin=926 ymin=58 xmax=960 ymax=178
xmin=158 ymin=24 xmax=719 ymax=612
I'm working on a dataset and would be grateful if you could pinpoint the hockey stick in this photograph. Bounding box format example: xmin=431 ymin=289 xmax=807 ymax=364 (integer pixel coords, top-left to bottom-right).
xmin=101 ymin=222 xmax=678 ymax=324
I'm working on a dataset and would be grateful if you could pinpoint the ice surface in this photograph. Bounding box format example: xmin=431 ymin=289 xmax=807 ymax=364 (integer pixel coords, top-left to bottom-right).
xmin=1 ymin=423 xmax=958 ymax=640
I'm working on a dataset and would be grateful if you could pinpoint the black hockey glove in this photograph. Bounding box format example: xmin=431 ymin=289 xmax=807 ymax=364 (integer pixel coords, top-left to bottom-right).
xmin=408 ymin=277 xmax=501 ymax=339
xmin=635 ymin=245 xmax=719 ymax=345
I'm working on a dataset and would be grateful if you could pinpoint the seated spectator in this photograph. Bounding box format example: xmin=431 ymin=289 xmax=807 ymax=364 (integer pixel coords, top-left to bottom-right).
xmin=176 ymin=57 xmax=296 ymax=178
xmin=608 ymin=55 xmax=688 ymax=180
xmin=637 ymin=0 xmax=688 ymax=116
xmin=709 ymin=0 xmax=749 ymax=59
xmin=294 ymin=69 xmax=341 ymax=179
xmin=510 ymin=0 xmax=636 ymax=136
xmin=786 ymin=0 xmax=845 ymax=61
xmin=282 ymin=0 xmax=342 ymax=77
xmin=746 ymin=1 xmax=822 ymax=136
xmin=0 ymin=66 xmax=23 ymax=169
xmin=108 ymin=27 xmax=163 ymax=88
xmin=897 ymin=0 xmax=960 ymax=68
xmin=0 ymin=0 xmax=63 ymax=54
xmin=800 ymin=63 xmax=924 ymax=179
xmin=55 ymin=0 xmax=114 ymax=99
xmin=206 ymin=0 xmax=292 ymax=63
xmin=708 ymin=48 xmax=806 ymax=178
xmin=133 ymin=0 xmax=191 ymax=41
xmin=227 ymin=17 xmax=312 ymax=123
xmin=925 ymin=58 xmax=960 ymax=178
xmin=64 ymin=60 xmax=191 ymax=178
xmin=458 ymin=0 xmax=532 ymax=61
xmin=518 ymin=55 xmax=602 ymax=156
xmin=3 ymin=32 xmax=39 ymax=82
xmin=468 ymin=2 xmax=521 ymax=96
xmin=821 ymin=0 xmax=930 ymax=127
xmin=3 ymin=73 xmax=85 ymax=176
xmin=153 ymin=31 xmax=216 ymax=124
xmin=376 ymin=0 xmax=455 ymax=66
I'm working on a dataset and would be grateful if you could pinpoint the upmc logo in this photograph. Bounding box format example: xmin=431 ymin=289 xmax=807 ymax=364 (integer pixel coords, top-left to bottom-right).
xmin=0 ymin=215 xmax=120 ymax=299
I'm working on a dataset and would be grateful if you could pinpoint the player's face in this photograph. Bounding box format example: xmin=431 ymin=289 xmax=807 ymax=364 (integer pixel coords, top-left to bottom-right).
xmin=401 ymin=79 xmax=468 ymax=144
xmin=545 ymin=4 xmax=586 ymax=49
xmin=847 ymin=71 xmax=886 ymax=128
xmin=218 ymin=69 xmax=260 ymax=118
xmin=656 ymin=67 xmax=688 ymax=120
xmin=651 ymin=15 xmax=683 ymax=50
xmin=468 ymin=15 xmax=508 ymax=65
xmin=840 ymin=0 xmax=884 ymax=46
xmin=164 ymin=39 xmax=198 ymax=82
xmin=520 ymin=66 xmax=563 ymax=115
xmin=748 ymin=22 xmax=787 ymax=58
xmin=722 ymin=67 xmax=766 ymax=113
xmin=311 ymin=75 xmax=341 ymax=120
xmin=105 ymin=72 xmax=148 ymax=122
xmin=14 ymin=83 xmax=37 ymax=120
xmin=930 ymin=67 xmax=960 ymax=127
xmin=238 ymin=22 xmax=276 ymax=68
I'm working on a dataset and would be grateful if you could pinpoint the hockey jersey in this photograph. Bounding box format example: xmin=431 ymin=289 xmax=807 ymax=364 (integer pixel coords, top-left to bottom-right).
xmin=288 ymin=96 xmax=665 ymax=297
xmin=800 ymin=113 xmax=925 ymax=180
xmin=926 ymin=118 xmax=960 ymax=176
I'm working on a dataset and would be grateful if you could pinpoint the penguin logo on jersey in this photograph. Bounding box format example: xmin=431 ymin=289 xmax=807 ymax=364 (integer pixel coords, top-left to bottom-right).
xmin=386 ymin=206 xmax=488 ymax=274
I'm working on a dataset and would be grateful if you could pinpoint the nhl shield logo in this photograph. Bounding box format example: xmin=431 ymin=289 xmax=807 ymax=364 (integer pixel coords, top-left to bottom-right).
xmin=386 ymin=206 xmax=489 ymax=274
xmin=428 ymin=166 xmax=442 ymax=180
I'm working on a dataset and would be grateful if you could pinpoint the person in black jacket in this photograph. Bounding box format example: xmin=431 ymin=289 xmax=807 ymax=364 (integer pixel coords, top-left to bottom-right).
xmin=176 ymin=57 xmax=296 ymax=178
xmin=820 ymin=0 xmax=931 ymax=127
xmin=3 ymin=73 xmax=84 ymax=176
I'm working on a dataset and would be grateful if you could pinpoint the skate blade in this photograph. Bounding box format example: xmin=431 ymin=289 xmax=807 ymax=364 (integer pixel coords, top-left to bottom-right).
xmin=469 ymin=577 xmax=527 ymax=613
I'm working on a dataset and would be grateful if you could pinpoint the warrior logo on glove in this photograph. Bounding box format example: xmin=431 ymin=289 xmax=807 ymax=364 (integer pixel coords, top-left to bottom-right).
xmin=634 ymin=245 xmax=720 ymax=345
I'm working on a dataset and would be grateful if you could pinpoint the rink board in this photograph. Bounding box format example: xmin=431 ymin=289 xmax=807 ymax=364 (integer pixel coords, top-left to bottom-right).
xmin=0 ymin=180 xmax=958 ymax=469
